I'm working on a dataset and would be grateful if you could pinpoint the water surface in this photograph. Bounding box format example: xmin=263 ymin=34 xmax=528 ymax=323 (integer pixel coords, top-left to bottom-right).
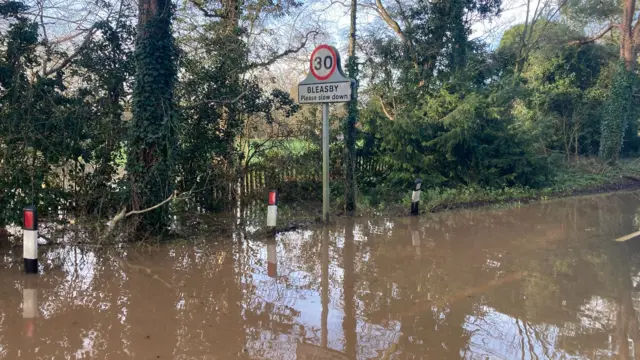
xmin=2 ymin=192 xmax=640 ymax=359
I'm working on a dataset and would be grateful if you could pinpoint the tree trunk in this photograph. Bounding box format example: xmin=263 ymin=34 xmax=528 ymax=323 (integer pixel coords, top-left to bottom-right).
xmin=621 ymin=0 xmax=637 ymax=71
xmin=343 ymin=0 xmax=358 ymax=215
xmin=127 ymin=0 xmax=177 ymax=234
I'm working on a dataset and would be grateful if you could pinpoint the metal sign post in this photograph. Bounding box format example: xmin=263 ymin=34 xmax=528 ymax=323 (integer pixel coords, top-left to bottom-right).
xmin=298 ymin=44 xmax=354 ymax=223
xmin=322 ymin=103 xmax=330 ymax=223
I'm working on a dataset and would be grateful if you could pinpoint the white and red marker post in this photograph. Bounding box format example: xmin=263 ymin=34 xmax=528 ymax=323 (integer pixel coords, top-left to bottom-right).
xmin=266 ymin=190 xmax=278 ymax=277
xmin=267 ymin=190 xmax=278 ymax=230
xmin=23 ymin=206 xmax=38 ymax=274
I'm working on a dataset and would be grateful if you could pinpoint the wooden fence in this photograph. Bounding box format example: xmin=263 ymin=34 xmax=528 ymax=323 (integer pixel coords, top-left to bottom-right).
xmin=212 ymin=155 xmax=386 ymax=201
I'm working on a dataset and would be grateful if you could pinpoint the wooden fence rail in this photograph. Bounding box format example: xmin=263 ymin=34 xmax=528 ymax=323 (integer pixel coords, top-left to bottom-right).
xmin=212 ymin=156 xmax=386 ymax=200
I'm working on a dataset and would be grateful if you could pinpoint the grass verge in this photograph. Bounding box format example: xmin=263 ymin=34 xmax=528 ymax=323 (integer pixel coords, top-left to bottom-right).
xmin=355 ymin=158 xmax=640 ymax=216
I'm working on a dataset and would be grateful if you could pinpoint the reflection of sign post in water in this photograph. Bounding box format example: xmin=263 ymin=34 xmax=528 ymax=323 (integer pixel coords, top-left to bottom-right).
xmin=296 ymin=226 xmax=350 ymax=360
xmin=296 ymin=343 xmax=351 ymax=360
xmin=320 ymin=226 xmax=329 ymax=348
xmin=298 ymin=45 xmax=354 ymax=223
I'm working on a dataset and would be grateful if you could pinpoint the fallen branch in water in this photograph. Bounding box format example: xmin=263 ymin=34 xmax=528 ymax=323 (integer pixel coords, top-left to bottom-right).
xmin=125 ymin=191 xmax=177 ymax=217
xmin=106 ymin=191 xmax=177 ymax=235
xmin=117 ymin=258 xmax=175 ymax=290
xmin=615 ymin=230 xmax=640 ymax=242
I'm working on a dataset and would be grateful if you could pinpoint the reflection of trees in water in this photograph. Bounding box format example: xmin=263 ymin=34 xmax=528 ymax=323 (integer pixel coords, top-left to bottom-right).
xmin=350 ymin=193 xmax=640 ymax=359
xmin=2 ymin=193 xmax=640 ymax=358
xmin=0 ymin=247 xmax=135 ymax=359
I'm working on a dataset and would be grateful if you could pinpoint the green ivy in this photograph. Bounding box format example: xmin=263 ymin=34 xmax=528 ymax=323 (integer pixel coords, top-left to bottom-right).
xmin=126 ymin=0 xmax=178 ymax=233
xmin=600 ymin=62 xmax=635 ymax=164
xmin=343 ymin=54 xmax=359 ymax=213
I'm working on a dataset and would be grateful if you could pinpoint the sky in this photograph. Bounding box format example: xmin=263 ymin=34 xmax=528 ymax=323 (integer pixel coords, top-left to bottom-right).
xmin=271 ymin=0 xmax=531 ymax=86
xmin=319 ymin=0 xmax=533 ymax=50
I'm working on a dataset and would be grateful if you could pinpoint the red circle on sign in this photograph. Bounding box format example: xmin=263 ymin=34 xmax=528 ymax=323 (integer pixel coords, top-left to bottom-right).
xmin=309 ymin=45 xmax=337 ymax=81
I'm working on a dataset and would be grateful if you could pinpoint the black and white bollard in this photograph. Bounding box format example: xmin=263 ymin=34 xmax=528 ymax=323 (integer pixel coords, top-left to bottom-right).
xmin=267 ymin=190 xmax=278 ymax=230
xmin=267 ymin=238 xmax=277 ymax=278
xmin=23 ymin=276 xmax=38 ymax=338
xmin=23 ymin=206 xmax=38 ymax=274
xmin=410 ymin=179 xmax=422 ymax=215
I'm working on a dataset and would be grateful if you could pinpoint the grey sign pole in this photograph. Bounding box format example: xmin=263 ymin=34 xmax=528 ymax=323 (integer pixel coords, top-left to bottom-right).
xmin=322 ymin=103 xmax=330 ymax=223
xmin=297 ymin=44 xmax=354 ymax=224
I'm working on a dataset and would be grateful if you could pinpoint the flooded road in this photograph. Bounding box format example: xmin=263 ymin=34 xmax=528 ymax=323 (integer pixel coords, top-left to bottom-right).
xmin=2 ymin=192 xmax=640 ymax=359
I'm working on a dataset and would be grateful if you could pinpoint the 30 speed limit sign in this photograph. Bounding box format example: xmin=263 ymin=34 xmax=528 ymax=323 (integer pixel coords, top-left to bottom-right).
xmin=310 ymin=45 xmax=337 ymax=81
xmin=298 ymin=44 xmax=354 ymax=104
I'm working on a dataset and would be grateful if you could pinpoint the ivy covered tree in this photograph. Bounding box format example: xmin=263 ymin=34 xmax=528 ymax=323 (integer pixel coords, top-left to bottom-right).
xmin=563 ymin=0 xmax=640 ymax=163
xmin=600 ymin=62 xmax=636 ymax=163
xmin=343 ymin=0 xmax=359 ymax=214
xmin=126 ymin=0 xmax=178 ymax=233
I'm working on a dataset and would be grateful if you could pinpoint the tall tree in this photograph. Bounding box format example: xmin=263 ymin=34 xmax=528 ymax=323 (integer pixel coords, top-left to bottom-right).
xmin=566 ymin=0 xmax=640 ymax=163
xmin=362 ymin=0 xmax=501 ymax=120
xmin=127 ymin=0 xmax=178 ymax=233
xmin=344 ymin=0 xmax=359 ymax=214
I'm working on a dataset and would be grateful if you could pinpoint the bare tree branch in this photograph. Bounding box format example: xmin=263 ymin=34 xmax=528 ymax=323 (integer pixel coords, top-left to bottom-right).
xmin=317 ymin=0 xmax=350 ymax=12
xmin=569 ymin=23 xmax=618 ymax=45
xmin=49 ymin=30 xmax=90 ymax=45
xmin=247 ymin=30 xmax=319 ymax=69
xmin=375 ymin=0 xmax=406 ymax=42
xmin=125 ymin=191 xmax=176 ymax=217
xmin=36 ymin=0 xmax=49 ymax=74
xmin=44 ymin=27 xmax=96 ymax=76
xmin=183 ymin=89 xmax=249 ymax=109
xmin=379 ymin=96 xmax=395 ymax=120
xmin=188 ymin=0 xmax=224 ymax=18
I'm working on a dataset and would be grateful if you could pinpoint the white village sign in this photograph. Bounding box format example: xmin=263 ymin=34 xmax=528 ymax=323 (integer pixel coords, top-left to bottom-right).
xmin=297 ymin=45 xmax=355 ymax=222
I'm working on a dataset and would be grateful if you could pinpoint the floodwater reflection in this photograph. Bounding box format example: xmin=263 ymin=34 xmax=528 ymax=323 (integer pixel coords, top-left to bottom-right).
xmin=2 ymin=192 xmax=640 ymax=358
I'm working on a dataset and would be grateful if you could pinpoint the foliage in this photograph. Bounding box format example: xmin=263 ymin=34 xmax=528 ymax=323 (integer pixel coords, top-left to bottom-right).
xmin=363 ymin=0 xmax=501 ymax=117
xmin=2 ymin=0 xmax=640 ymax=233
xmin=70 ymin=5 xmax=136 ymax=215
xmin=600 ymin=62 xmax=637 ymax=164
xmin=379 ymin=90 xmax=549 ymax=189
xmin=509 ymin=42 xmax=617 ymax=156
xmin=354 ymin=157 xmax=640 ymax=215
xmin=0 ymin=1 xmax=134 ymax=228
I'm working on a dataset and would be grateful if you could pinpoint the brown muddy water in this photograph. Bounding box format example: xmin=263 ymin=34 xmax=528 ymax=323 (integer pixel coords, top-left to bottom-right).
xmin=3 ymin=192 xmax=640 ymax=359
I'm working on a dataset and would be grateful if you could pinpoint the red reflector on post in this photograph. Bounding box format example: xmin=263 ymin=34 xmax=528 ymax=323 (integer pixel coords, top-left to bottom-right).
xmin=24 ymin=319 xmax=35 ymax=337
xmin=268 ymin=191 xmax=277 ymax=206
xmin=268 ymin=262 xmax=277 ymax=278
xmin=23 ymin=209 xmax=35 ymax=230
